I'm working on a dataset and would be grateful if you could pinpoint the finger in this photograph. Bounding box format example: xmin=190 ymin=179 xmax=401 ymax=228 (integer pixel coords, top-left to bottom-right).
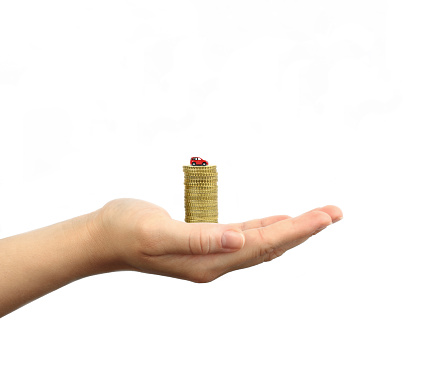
xmin=278 ymin=205 xmax=343 ymax=250
xmin=235 ymin=215 xmax=292 ymax=231
xmin=310 ymin=205 xmax=343 ymax=223
xmin=153 ymin=214 xmax=294 ymax=256
xmin=211 ymin=210 xmax=333 ymax=273
xmin=232 ymin=205 xmax=342 ymax=231
xmin=249 ymin=210 xmax=333 ymax=249
xmin=155 ymin=220 xmax=246 ymax=255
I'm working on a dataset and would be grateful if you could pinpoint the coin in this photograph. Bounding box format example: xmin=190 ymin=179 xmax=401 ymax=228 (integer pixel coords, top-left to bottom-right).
xmin=184 ymin=164 xmax=218 ymax=223
xmin=183 ymin=165 xmax=216 ymax=170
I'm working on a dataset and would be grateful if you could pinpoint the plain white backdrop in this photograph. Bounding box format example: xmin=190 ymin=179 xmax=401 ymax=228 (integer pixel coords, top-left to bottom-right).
xmin=1 ymin=1 xmax=447 ymax=385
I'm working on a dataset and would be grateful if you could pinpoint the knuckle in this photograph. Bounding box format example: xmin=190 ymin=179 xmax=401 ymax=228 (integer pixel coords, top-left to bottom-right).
xmin=240 ymin=220 xmax=249 ymax=231
xmin=197 ymin=227 xmax=211 ymax=255
xmin=257 ymin=227 xmax=276 ymax=255
xmin=189 ymin=226 xmax=210 ymax=255
xmin=309 ymin=210 xmax=332 ymax=227
xmin=257 ymin=227 xmax=273 ymax=248
xmin=264 ymin=247 xmax=286 ymax=262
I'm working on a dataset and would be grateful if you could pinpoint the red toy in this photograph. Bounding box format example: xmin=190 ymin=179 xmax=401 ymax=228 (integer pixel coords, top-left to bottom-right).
xmin=190 ymin=157 xmax=208 ymax=166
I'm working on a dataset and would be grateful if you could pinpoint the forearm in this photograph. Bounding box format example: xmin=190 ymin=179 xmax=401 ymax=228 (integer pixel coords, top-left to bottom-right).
xmin=0 ymin=211 xmax=109 ymax=317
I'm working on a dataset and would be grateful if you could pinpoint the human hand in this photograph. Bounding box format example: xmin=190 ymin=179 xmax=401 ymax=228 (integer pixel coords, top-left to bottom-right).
xmin=88 ymin=198 xmax=343 ymax=282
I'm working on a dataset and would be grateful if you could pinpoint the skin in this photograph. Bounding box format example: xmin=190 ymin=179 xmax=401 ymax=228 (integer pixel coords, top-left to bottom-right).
xmin=0 ymin=198 xmax=343 ymax=317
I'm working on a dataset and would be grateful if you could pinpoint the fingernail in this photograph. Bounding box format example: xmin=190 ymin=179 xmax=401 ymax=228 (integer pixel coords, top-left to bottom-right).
xmin=333 ymin=216 xmax=343 ymax=223
xmin=222 ymin=231 xmax=245 ymax=249
xmin=316 ymin=226 xmax=328 ymax=232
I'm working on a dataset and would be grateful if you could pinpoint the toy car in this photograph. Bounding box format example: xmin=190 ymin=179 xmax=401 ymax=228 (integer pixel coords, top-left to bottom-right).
xmin=190 ymin=157 xmax=208 ymax=166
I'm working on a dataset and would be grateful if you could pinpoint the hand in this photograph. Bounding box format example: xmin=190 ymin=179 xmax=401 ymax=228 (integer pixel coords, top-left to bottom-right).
xmin=89 ymin=198 xmax=343 ymax=283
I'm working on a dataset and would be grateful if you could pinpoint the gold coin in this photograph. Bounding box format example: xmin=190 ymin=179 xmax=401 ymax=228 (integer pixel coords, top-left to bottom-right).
xmin=185 ymin=205 xmax=216 ymax=208
xmin=185 ymin=207 xmax=218 ymax=209
xmin=184 ymin=177 xmax=217 ymax=181
xmin=184 ymin=179 xmax=217 ymax=182
xmin=184 ymin=177 xmax=217 ymax=180
xmin=184 ymin=174 xmax=217 ymax=176
xmin=184 ymin=170 xmax=217 ymax=174
xmin=184 ymin=204 xmax=218 ymax=208
xmin=184 ymin=180 xmax=217 ymax=182
xmin=184 ymin=188 xmax=217 ymax=191
xmin=183 ymin=172 xmax=217 ymax=176
xmin=185 ymin=220 xmax=218 ymax=223
xmin=185 ymin=194 xmax=218 ymax=198
xmin=185 ymin=216 xmax=218 ymax=218
xmin=185 ymin=209 xmax=218 ymax=213
xmin=184 ymin=180 xmax=217 ymax=184
xmin=185 ymin=189 xmax=218 ymax=193
xmin=185 ymin=219 xmax=218 ymax=222
xmin=183 ymin=168 xmax=217 ymax=172
xmin=185 ymin=200 xmax=216 ymax=202
xmin=184 ymin=176 xmax=217 ymax=179
xmin=185 ymin=199 xmax=217 ymax=202
xmin=184 ymin=200 xmax=218 ymax=205
xmin=183 ymin=164 xmax=218 ymax=223
xmin=184 ymin=171 xmax=217 ymax=175
xmin=183 ymin=165 xmax=216 ymax=170
xmin=184 ymin=196 xmax=217 ymax=199
xmin=184 ymin=184 xmax=218 ymax=188
xmin=185 ymin=214 xmax=218 ymax=217
xmin=185 ymin=190 xmax=217 ymax=193
xmin=184 ymin=185 xmax=218 ymax=188
xmin=185 ymin=210 xmax=218 ymax=214
xmin=185 ymin=216 xmax=218 ymax=219
xmin=184 ymin=179 xmax=218 ymax=183
xmin=185 ymin=185 xmax=217 ymax=189
xmin=185 ymin=210 xmax=218 ymax=213
xmin=185 ymin=211 xmax=217 ymax=214
xmin=185 ymin=192 xmax=218 ymax=196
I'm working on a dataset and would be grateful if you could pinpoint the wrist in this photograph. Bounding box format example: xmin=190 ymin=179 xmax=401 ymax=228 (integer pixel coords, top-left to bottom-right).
xmin=82 ymin=207 xmax=131 ymax=275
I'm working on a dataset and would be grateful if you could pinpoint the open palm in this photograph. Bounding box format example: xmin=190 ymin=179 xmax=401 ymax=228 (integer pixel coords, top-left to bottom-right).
xmin=92 ymin=198 xmax=343 ymax=282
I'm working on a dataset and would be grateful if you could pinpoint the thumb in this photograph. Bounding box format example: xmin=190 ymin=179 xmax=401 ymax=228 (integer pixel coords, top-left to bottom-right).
xmin=158 ymin=220 xmax=245 ymax=255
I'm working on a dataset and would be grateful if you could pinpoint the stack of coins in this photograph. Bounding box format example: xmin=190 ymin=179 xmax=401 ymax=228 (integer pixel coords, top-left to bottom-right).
xmin=183 ymin=165 xmax=218 ymax=223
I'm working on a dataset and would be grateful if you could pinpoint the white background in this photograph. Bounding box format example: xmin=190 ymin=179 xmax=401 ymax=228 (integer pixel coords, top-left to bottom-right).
xmin=1 ymin=1 xmax=447 ymax=385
